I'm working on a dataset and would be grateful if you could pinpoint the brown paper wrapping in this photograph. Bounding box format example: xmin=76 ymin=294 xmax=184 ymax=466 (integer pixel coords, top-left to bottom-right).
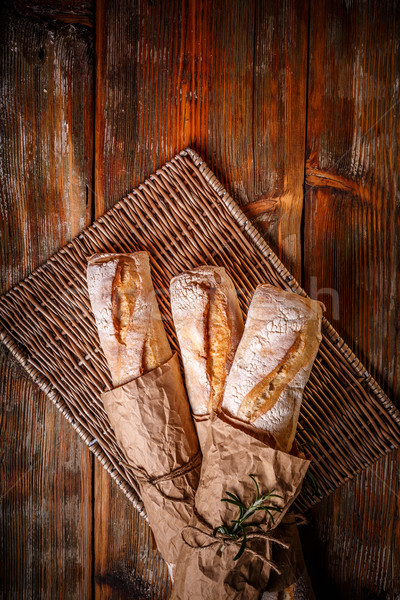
xmin=101 ymin=353 xmax=201 ymax=565
xmin=171 ymin=416 xmax=310 ymax=600
xmin=193 ymin=414 xmax=212 ymax=451
xmin=100 ymin=354 xmax=312 ymax=597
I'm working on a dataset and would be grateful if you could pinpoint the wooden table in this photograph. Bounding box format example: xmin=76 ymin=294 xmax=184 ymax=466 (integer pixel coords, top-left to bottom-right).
xmin=1 ymin=1 xmax=399 ymax=598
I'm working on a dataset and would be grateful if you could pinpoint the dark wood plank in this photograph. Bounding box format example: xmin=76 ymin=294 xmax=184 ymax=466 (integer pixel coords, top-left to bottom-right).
xmin=94 ymin=0 xmax=255 ymax=215
xmin=0 ymin=351 xmax=93 ymax=600
xmin=251 ymin=0 xmax=309 ymax=279
xmin=0 ymin=2 xmax=94 ymax=598
xmin=303 ymin=0 xmax=400 ymax=597
xmin=0 ymin=1 xmax=94 ymax=292
xmin=94 ymin=462 xmax=170 ymax=600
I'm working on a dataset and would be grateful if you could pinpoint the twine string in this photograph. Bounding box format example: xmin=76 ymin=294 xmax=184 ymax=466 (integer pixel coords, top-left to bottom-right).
xmin=181 ymin=521 xmax=291 ymax=575
xmin=180 ymin=508 xmax=308 ymax=572
xmin=120 ymin=449 xmax=202 ymax=503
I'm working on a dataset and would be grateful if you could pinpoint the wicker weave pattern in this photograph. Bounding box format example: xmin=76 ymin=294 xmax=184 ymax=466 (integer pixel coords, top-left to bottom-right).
xmin=0 ymin=149 xmax=399 ymax=514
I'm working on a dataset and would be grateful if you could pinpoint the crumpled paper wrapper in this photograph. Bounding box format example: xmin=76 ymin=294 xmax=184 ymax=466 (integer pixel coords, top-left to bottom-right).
xmin=171 ymin=415 xmax=310 ymax=600
xmin=101 ymin=353 xmax=201 ymax=565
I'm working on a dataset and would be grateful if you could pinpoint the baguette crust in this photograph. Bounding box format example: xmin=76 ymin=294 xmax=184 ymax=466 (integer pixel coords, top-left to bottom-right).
xmin=170 ymin=266 xmax=244 ymax=415
xmin=87 ymin=252 xmax=172 ymax=387
xmin=222 ymin=284 xmax=323 ymax=452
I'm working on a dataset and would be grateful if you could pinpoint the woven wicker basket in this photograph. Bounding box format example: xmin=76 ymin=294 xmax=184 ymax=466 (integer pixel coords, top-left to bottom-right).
xmin=0 ymin=148 xmax=399 ymax=516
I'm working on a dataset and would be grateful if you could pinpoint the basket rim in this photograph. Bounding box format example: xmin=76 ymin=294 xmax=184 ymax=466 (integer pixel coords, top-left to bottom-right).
xmin=0 ymin=147 xmax=398 ymax=517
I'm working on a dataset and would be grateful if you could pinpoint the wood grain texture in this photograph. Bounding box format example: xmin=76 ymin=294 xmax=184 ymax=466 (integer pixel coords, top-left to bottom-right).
xmin=94 ymin=462 xmax=170 ymax=600
xmin=0 ymin=1 xmax=94 ymax=292
xmin=95 ymin=0 xmax=255 ymax=216
xmin=303 ymin=0 xmax=400 ymax=597
xmin=0 ymin=350 xmax=93 ymax=600
xmin=0 ymin=1 xmax=94 ymax=599
xmin=251 ymin=0 xmax=309 ymax=278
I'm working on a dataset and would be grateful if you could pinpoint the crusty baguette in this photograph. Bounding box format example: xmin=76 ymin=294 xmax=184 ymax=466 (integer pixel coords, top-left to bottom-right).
xmin=87 ymin=252 xmax=172 ymax=387
xmin=222 ymin=284 xmax=323 ymax=452
xmin=170 ymin=266 xmax=244 ymax=415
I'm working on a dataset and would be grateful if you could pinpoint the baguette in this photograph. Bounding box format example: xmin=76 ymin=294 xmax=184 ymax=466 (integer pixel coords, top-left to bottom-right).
xmin=170 ymin=265 xmax=244 ymax=415
xmin=222 ymin=284 xmax=323 ymax=452
xmin=87 ymin=252 xmax=172 ymax=387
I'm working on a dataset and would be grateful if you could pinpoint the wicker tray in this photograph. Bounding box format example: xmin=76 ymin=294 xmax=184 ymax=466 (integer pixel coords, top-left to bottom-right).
xmin=1 ymin=148 xmax=399 ymax=515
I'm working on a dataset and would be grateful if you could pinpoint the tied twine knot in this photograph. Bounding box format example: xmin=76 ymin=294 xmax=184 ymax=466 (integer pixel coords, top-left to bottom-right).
xmin=181 ymin=516 xmax=292 ymax=576
xmin=123 ymin=449 xmax=202 ymax=503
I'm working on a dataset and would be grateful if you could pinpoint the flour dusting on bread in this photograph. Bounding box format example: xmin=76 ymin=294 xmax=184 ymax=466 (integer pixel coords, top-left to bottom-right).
xmin=87 ymin=252 xmax=171 ymax=387
xmin=222 ymin=284 xmax=323 ymax=451
xmin=170 ymin=266 xmax=244 ymax=415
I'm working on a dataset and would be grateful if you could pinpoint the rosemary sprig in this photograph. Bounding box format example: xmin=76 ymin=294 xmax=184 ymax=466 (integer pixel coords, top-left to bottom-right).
xmin=212 ymin=475 xmax=283 ymax=561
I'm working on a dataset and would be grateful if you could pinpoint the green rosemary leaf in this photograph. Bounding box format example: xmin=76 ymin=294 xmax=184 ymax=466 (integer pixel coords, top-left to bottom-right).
xmin=233 ymin=527 xmax=247 ymax=561
xmin=221 ymin=498 xmax=243 ymax=507
xmin=214 ymin=475 xmax=284 ymax=562
xmin=224 ymin=491 xmax=243 ymax=502
xmin=266 ymin=511 xmax=275 ymax=526
xmin=249 ymin=474 xmax=260 ymax=501
xmin=255 ymin=505 xmax=283 ymax=512
xmin=261 ymin=492 xmax=281 ymax=500
xmin=213 ymin=526 xmax=225 ymax=537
